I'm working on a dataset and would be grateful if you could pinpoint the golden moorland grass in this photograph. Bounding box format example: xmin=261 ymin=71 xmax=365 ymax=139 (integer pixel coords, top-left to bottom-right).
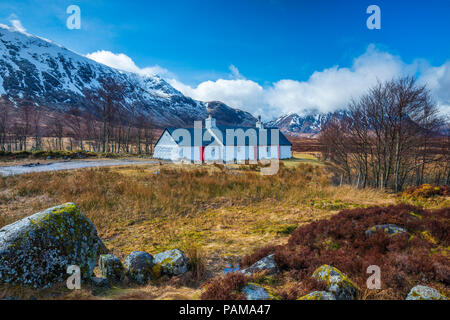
xmin=0 ymin=153 xmax=446 ymax=299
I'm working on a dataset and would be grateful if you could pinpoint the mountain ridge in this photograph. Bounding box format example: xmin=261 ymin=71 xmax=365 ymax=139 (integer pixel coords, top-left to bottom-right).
xmin=265 ymin=111 xmax=348 ymax=137
xmin=0 ymin=25 xmax=256 ymax=128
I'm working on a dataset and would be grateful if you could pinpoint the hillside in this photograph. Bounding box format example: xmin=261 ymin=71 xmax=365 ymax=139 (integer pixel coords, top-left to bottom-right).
xmin=0 ymin=25 xmax=256 ymax=128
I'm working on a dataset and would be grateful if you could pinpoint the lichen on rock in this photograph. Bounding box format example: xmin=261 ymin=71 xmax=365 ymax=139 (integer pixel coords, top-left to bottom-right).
xmin=124 ymin=251 xmax=154 ymax=285
xmin=406 ymin=285 xmax=447 ymax=300
xmin=240 ymin=254 xmax=278 ymax=276
xmin=153 ymin=249 xmax=188 ymax=276
xmin=297 ymin=291 xmax=336 ymax=300
xmin=242 ymin=283 xmax=271 ymax=300
xmin=0 ymin=203 xmax=106 ymax=288
xmin=365 ymin=224 xmax=407 ymax=236
xmin=99 ymin=254 xmax=124 ymax=284
xmin=312 ymin=265 xmax=359 ymax=300
xmin=90 ymin=276 xmax=109 ymax=288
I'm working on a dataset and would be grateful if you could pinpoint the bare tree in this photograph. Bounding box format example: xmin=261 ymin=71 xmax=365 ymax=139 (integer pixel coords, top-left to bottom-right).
xmin=49 ymin=113 xmax=64 ymax=150
xmin=0 ymin=100 xmax=10 ymax=152
xmin=65 ymin=107 xmax=86 ymax=150
xmin=31 ymin=105 xmax=43 ymax=150
xmin=320 ymin=77 xmax=446 ymax=191
xmin=85 ymin=78 xmax=126 ymax=153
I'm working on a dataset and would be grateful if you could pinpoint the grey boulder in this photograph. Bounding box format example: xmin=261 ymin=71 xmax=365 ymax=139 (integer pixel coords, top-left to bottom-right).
xmin=0 ymin=203 xmax=106 ymax=288
xmin=90 ymin=276 xmax=110 ymax=288
xmin=365 ymin=224 xmax=407 ymax=236
xmin=240 ymin=254 xmax=278 ymax=276
xmin=406 ymin=285 xmax=447 ymax=300
xmin=124 ymin=251 xmax=154 ymax=284
xmin=99 ymin=254 xmax=124 ymax=283
xmin=153 ymin=249 xmax=189 ymax=276
xmin=242 ymin=284 xmax=271 ymax=300
xmin=312 ymin=265 xmax=359 ymax=300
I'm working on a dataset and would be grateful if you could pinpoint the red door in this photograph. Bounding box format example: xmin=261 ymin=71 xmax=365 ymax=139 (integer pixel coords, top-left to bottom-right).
xmin=200 ymin=146 xmax=205 ymax=163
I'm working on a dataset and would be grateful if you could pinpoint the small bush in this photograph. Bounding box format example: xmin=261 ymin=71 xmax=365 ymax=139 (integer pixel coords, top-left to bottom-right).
xmin=401 ymin=184 xmax=450 ymax=199
xmin=184 ymin=244 xmax=207 ymax=283
xmin=201 ymin=273 xmax=249 ymax=300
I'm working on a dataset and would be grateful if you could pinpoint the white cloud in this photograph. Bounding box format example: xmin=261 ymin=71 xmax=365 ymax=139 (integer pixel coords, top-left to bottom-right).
xmin=419 ymin=61 xmax=450 ymax=117
xmin=169 ymin=46 xmax=450 ymax=119
xmin=229 ymin=64 xmax=244 ymax=79
xmin=265 ymin=45 xmax=406 ymax=116
xmin=86 ymin=50 xmax=170 ymax=77
xmin=86 ymin=46 xmax=450 ymax=120
xmin=168 ymin=78 xmax=265 ymax=112
xmin=10 ymin=19 xmax=26 ymax=33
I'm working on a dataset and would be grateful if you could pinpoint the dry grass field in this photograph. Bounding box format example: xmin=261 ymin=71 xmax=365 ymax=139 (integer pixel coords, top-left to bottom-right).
xmin=0 ymin=153 xmax=447 ymax=299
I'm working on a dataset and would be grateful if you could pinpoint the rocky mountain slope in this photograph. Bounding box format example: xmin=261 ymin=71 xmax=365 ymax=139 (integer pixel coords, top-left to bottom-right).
xmin=265 ymin=111 xmax=348 ymax=137
xmin=0 ymin=25 xmax=256 ymax=128
xmin=206 ymin=101 xmax=257 ymax=127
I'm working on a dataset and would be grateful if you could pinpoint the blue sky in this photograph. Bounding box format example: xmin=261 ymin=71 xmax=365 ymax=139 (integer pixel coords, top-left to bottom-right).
xmin=1 ymin=0 xmax=449 ymax=118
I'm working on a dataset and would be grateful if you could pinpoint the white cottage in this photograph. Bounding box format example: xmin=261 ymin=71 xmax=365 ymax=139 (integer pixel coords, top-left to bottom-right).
xmin=153 ymin=115 xmax=292 ymax=163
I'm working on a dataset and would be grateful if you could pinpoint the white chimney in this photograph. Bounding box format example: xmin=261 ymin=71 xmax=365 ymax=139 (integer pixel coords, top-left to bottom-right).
xmin=256 ymin=115 xmax=264 ymax=129
xmin=205 ymin=113 xmax=216 ymax=129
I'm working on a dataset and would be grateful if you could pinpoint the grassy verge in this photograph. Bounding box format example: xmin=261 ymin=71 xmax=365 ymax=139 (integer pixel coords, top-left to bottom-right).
xmin=0 ymin=150 xmax=153 ymax=162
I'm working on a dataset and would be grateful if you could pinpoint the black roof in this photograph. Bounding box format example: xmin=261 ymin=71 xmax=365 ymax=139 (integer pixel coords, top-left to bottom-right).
xmin=161 ymin=126 xmax=292 ymax=147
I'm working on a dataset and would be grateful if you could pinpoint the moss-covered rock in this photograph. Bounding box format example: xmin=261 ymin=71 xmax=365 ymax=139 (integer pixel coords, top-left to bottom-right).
xmin=298 ymin=291 xmax=336 ymax=300
xmin=406 ymin=285 xmax=448 ymax=300
xmin=150 ymin=263 xmax=162 ymax=280
xmin=99 ymin=254 xmax=124 ymax=284
xmin=0 ymin=203 xmax=106 ymax=288
xmin=90 ymin=276 xmax=109 ymax=288
xmin=124 ymin=251 xmax=154 ymax=285
xmin=312 ymin=265 xmax=359 ymax=300
xmin=153 ymin=249 xmax=188 ymax=276
xmin=365 ymin=224 xmax=407 ymax=236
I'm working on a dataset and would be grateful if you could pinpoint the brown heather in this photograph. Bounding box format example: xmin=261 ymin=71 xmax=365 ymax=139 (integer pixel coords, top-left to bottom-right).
xmin=203 ymin=204 xmax=449 ymax=300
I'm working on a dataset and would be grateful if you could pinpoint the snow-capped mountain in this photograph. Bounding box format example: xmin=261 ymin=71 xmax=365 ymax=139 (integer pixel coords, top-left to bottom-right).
xmin=265 ymin=111 xmax=348 ymax=137
xmin=0 ymin=25 xmax=256 ymax=127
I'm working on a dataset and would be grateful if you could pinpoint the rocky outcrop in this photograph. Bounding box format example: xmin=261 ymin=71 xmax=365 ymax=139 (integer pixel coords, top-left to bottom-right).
xmin=406 ymin=285 xmax=448 ymax=300
xmin=124 ymin=251 xmax=154 ymax=284
xmin=240 ymin=254 xmax=278 ymax=276
xmin=99 ymin=254 xmax=124 ymax=284
xmin=365 ymin=224 xmax=407 ymax=236
xmin=0 ymin=203 xmax=106 ymax=288
xmin=312 ymin=265 xmax=359 ymax=300
xmin=153 ymin=249 xmax=188 ymax=276
xmin=298 ymin=291 xmax=336 ymax=300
